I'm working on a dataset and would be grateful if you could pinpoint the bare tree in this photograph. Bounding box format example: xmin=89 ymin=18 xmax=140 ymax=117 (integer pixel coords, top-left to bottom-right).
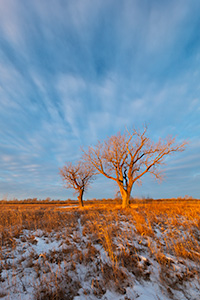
xmin=60 ymin=161 xmax=95 ymax=207
xmin=83 ymin=127 xmax=187 ymax=208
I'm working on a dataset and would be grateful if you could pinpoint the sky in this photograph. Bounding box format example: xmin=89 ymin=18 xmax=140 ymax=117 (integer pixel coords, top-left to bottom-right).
xmin=0 ymin=0 xmax=200 ymax=200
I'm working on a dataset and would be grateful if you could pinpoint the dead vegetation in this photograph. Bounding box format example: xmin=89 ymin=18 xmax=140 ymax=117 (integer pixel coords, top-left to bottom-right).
xmin=0 ymin=200 xmax=199 ymax=299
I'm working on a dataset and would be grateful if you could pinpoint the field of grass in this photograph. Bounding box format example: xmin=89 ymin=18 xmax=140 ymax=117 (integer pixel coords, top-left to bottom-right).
xmin=0 ymin=199 xmax=199 ymax=299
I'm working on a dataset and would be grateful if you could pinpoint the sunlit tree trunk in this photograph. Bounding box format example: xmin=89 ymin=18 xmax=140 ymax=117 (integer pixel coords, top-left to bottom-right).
xmin=119 ymin=186 xmax=131 ymax=209
xmin=122 ymin=192 xmax=130 ymax=209
xmin=78 ymin=189 xmax=84 ymax=207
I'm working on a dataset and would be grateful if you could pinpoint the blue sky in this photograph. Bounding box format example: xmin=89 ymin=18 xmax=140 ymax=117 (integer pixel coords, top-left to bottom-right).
xmin=0 ymin=0 xmax=200 ymax=200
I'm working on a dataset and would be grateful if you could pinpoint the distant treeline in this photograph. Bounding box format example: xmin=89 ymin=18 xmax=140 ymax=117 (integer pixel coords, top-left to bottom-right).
xmin=0 ymin=196 xmax=198 ymax=205
xmin=0 ymin=198 xmax=122 ymax=205
xmin=0 ymin=198 xmax=76 ymax=204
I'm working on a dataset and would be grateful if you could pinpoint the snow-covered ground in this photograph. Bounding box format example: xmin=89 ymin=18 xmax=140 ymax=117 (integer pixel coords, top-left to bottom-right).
xmin=58 ymin=205 xmax=79 ymax=209
xmin=0 ymin=204 xmax=199 ymax=299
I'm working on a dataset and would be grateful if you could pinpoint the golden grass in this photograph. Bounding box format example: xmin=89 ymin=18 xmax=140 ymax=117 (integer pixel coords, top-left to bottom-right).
xmin=0 ymin=199 xmax=200 ymax=299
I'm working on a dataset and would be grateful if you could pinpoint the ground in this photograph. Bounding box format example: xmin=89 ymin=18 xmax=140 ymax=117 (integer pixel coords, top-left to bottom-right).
xmin=0 ymin=200 xmax=199 ymax=299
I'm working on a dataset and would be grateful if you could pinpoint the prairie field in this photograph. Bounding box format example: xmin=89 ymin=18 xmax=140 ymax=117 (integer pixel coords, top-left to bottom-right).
xmin=0 ymin=199 xmax=199 ymax=300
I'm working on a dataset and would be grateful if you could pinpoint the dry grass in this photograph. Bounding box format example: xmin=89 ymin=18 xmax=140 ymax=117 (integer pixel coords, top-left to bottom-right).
xmin=0 ymin=200 xmax=199 ymax=299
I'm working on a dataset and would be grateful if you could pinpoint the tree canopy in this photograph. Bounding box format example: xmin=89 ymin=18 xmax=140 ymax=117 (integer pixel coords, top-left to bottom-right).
xmin=83 ymin=127 xmax=187 ymax=208
xmin=60 ymin=161 xmax=95 ymax=207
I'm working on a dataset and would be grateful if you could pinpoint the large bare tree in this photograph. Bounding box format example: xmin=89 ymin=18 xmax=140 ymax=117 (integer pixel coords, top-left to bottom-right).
xmin=60 ymin=161 xmax=95 ymax=207
xmin=83 ymin=127 xmax=187 ymax=208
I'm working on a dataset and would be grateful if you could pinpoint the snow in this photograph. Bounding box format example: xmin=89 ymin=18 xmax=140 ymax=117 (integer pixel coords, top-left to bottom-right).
xmin=58 ymin=205 xmax=79 ymax=208
xmin=32 ymin=236 xmax=59 ymax=255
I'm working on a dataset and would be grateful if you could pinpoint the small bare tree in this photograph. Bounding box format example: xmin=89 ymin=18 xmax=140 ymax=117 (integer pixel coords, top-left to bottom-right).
xmin=60 ymin=161 xmax=95 ymax=207
xmin=83 ymin=127 xmax=187 ymax=208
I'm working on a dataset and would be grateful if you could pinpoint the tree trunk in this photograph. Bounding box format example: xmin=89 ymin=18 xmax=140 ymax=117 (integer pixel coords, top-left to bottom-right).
xmin=119 ymin=186 xmax=131 ymax=209
xmin=78 ymin=190 xmax=84 ymax=207
xmin=122 ymin=192 xmax=131 ymax=209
